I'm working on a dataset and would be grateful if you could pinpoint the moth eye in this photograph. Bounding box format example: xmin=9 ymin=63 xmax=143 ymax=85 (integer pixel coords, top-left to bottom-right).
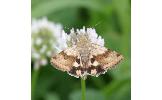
xmin=90 ymin=58 xmax=95 ymax=63
xmin=76 ymin=58 xmax=80 ymax=64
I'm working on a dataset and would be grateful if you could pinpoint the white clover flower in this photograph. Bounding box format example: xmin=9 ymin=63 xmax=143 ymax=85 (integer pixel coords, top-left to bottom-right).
xmin=55 ymin=30 xmax=68 ymax=52
xmin=31 ymin=17 xmax=67 ymax=70
xmin=66 ymin=27 xmax=104 ymax=47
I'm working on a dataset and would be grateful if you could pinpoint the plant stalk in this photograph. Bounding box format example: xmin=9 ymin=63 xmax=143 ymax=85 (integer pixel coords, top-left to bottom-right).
xmin=81 ymin=78 xmax=86 ymax=100
xmin=31 ymin=69 xmax=40 ymax=99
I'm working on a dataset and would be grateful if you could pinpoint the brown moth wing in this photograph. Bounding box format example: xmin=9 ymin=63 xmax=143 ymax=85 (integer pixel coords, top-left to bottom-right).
xmin=89 ymin=44 xmax=124 ymax=75
xmin=95 ymin=50 xmax=123 ymax=69
xmin=50 ymin=46 xmax=79 ymax=72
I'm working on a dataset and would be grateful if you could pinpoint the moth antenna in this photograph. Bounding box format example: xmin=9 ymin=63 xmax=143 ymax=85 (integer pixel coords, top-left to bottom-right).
xmin=94 ymin=20 xmax=103 ymax=27
xmin=87 ymin=20 xmax=103 ymax=28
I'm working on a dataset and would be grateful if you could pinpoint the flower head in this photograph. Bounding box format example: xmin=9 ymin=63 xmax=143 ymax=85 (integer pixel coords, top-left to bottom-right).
xmin=66 ymin=27 xmax=104 ymax=47
xmin=31 ymin=17 xmax=67 ymax=70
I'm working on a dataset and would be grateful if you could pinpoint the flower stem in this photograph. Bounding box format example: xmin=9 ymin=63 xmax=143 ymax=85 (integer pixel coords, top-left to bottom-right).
xmin=31 ymin=69 xmax=40 ymax=99
xmin=81 ymin=78 xmax=86 ymax=100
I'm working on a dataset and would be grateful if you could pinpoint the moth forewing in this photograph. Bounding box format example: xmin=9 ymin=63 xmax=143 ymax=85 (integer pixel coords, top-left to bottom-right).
xmin=94 ymin=49 xmax=124 ymax=70
xmin=50 ymin=50 xmax=77 ymax=72
xmin=88 ymin=44 xmax=124 ymax=76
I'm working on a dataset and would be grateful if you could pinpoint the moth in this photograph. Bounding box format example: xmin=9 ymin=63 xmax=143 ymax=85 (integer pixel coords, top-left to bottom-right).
xmin=51 ymin=34 xmax=123 ymax=79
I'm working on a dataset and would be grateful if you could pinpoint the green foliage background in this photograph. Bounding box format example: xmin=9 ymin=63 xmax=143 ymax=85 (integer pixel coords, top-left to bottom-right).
xmin=31 ymin=0 xmax=131 ymax=100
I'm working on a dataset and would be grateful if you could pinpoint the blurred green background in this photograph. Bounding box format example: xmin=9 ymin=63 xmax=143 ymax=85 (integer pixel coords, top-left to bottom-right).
xmin=31 ymin=0 xmax=131 ymax=100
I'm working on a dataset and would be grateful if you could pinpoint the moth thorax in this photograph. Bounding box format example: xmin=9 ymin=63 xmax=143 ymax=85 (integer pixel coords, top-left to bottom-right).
xmin=81 ymin=55 xmax=89 ymax=62
xmin=80 ymin=50 xmax=90 ymax=68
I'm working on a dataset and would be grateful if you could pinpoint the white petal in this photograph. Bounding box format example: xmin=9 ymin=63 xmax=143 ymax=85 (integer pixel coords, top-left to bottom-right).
xmin=70 ymin=28 xmax=75 ymax=33
xmin=41 ymin=59 xmax=47 ymax=65
xmin=47 ymin=51 xmax=52 ymax=57
xmin=35 ymin=37 xmax=42 ymax=45
xmin=40 ymin=45 xmax=47 ymax=53
xmin=32 ymin=52 xmax=40 ymax=59
xmin=34 ymin=61 xmax=40 ymax=70
xmin=68 ymin=27 xmax=105 ymax=46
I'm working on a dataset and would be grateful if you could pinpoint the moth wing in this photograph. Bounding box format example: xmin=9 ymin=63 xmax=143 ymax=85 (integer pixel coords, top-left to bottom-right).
xmin=50 ymin=46 xmax=79 ymax=72
xmin=89 ymin=44 xmax=124 ymax=76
